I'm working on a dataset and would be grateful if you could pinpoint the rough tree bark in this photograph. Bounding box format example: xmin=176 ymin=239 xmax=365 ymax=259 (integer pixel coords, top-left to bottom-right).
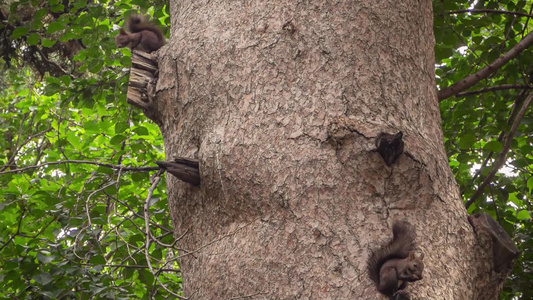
xmin=145 ymin=0 xmax=511 ymax=299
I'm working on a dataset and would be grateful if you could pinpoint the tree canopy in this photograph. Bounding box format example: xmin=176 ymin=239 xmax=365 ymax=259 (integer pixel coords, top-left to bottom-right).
xmin=0 ymin=0 xmax=531 ymax=299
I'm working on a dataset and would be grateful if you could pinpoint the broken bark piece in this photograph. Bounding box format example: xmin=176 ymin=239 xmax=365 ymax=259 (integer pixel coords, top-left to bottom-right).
xmin=375 ymin=131 xmax=404 ymax=166
xmin=468 ymin=213 xmax=520 ymax=272
xmin=156 ymin=158 xmax=201 ymax=186
xmin=126 ymin=50 xmax=159 ymax=121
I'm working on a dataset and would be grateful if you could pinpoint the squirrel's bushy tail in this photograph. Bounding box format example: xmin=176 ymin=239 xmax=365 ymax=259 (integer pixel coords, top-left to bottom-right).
xmin=127 ymin=15 xmax=165 ymax=42
xmin=366 ymin=221 xmax=416 ymax=286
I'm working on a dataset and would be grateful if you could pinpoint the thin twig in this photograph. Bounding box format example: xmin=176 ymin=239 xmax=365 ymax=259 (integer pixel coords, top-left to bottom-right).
xmin=438 ymin=32 xmax=533 ymax=101
xmin=18 ymin=216 xmax=57 ymax=239
xmin=73 ymin=224 xmax=90 ymax=260
xmin=0 ymin=160 xmax=159 ymax=175
xmin=143 ymin=173 xmax=187 ymax=299
xmin=474 ymin=81 xmax=529 ymax=186
xmin=0 ymin=210 xmax=25 ymax=252
xmin=456 ymin=84 xmax=533 ymax=97
xmin=470 ymin=87 xmax=527 ymax=183
xmin=86 ymin=168 xmax=124 ymax=226
xmin=150 ymin=228 xmax=188 ymax=249
xmin=448 ymin=9 xmax=533 ymax=19
xmin=80 ymin=263 xmax=180 ymax=272
xmin=465 ymin=92 xmax=533 ymax=209
xmin=114 ymin=196 xmax=172 ymax=233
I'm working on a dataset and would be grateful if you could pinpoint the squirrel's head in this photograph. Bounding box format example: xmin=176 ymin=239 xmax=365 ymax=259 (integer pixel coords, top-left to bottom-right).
xmin=115 ymin=29 xmax=130 ymax=48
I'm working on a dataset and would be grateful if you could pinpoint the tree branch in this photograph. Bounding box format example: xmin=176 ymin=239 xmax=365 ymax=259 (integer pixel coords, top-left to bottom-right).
xmin=455 ymin=84 xmax=533 ymax=97
xmin=86 ymin=168 xmax=123 ymax=227
xmin=81 ymin=263 xmax=180 ymax=272
xmin=0 ymin=160 xmax=159 ymax=175
xmin=18 ymin=216 xmax=57 ymax=239
xmin=438 ymin=32 xmax=533 ymax=101
xmin=0 ymin=210 xmax=24 ymax=252
xmin=471 ymin=87 xmax=529 ymax=183
xmin=465 ymin=92 xmax=533 ymax=209
xmin=448 ymin=9 xmax=533 ymax=19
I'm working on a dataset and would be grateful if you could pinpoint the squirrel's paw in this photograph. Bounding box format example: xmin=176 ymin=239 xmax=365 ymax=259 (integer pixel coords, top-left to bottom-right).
xmin=393 ymin=289 xmax=411 ymax=300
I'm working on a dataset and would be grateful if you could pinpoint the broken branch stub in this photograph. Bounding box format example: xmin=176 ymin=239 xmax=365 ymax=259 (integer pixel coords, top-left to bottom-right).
xmin=468 ymin=212 xmax=520 ymax=273
xmin=126 ymin=50 xmax=159 ymax=121
xmin=156 ymin=158 xmax=201 ymax=186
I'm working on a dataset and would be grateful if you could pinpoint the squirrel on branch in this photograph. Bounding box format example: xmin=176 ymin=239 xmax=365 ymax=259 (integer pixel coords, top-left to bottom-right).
xmin=367 ymin=221 xmax=425 ymax=299
xmin=115 ymin=15 xmax=165 ymax=53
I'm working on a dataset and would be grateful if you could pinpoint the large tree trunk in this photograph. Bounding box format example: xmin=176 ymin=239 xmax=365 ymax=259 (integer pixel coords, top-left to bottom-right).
xmin=150 ymin=0 xmax=506 ymax=298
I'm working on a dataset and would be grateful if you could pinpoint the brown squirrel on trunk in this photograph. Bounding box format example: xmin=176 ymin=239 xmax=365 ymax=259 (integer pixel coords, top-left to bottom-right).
xmin=115 ymin=15 xmax=165 ymax=53
xmin=367 ymin=221 xmax=425 ymax=299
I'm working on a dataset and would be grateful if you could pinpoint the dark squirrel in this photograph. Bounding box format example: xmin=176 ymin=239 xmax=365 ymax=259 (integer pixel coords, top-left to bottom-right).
xmin=367 ymin=221 xmax=424 ymax=299
xmin=115 ymin=15 xmax=165 ymax=53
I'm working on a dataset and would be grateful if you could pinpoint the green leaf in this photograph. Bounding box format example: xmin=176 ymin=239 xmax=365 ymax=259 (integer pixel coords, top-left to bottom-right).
xmin=66 ymin=131 xmax=81 ymax=149
xmin=528 ymin=177 xmax=533 ymax=194
xmin=12 ymin=27 xmax=29 ymax=39
xmin=72 ymin=1 xmax=87 ymax=10
xmin=517 ymin=210 xmax=531 ymax=220
xmin=123 ymin=266 xmax=134 ymax=279
xmin=129 ymin=234 xmax=145 ymax=246
xmin=89 ymin=255 xmax=106 ymax=265
xmin=115 ymin=122 xmax=129 ymax=134
xmin=46 ymin=21 xmax=66 ymax=34
xmin=32 ymin=273 xmax=54 ymax=285
xmin=483 ymin=141 xmax=503 ymax=153
xmin=104 ymin=185 xmax=117 ymax=194
xmin=132 ymin=172 xmax=148 ymax=182
xmin=59 ymin=75 xmax=71 ymax=86
xmin=50 ymin=4 xmax=65 ymax=13
xmin=34 ymin=8 xmax=48 ymax=21
xmin=508 ymin=193 xmax=522 ymax=207
xmin=138 ymin=269 xmax=154 ymax=289
xmin=88 ymin=61 xmax=104 ymax=74
xmin=110 ymin=135 xmax=127 ymax=145
xmin=458 ymin=134 xmax=476 ymax=150
xmin=97 ymin=24 xmax=110 ymax=31
xmin=512 ymin=158 xmax=529 ymax=168
xmin=435 ymin=47 xmax=454 ymax=61
xmin=27 ymin=33 xmax=40 ymax=45
xmin=99 ymin=119 xmax=113 ymax=134
xmin=36 ymin=253 xmax=55 ymax=264
xmin=84 ymin=120 xmax=100 ymax=133
xmin=42 ymin=38 xmax=56 ymax=47
xmin=133 ymin=126 xmax=149 ymax=136
xmin=151 ymin=248 xmax=162 ymax=260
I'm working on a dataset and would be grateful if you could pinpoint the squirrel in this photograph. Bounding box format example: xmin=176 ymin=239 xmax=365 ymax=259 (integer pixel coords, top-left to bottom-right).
xmin=115 ymin=15 xmax=165 ymax=53
xmin=367 ymin=221 xmax=425 ymax=299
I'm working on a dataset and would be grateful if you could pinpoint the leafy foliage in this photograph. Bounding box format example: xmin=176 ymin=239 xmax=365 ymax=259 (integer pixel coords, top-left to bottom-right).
xmin=435 ymin=1 xmax=533 ymax=299
xmin=0 ymin=0 xmax=532 ymax=299
xmin=0 ymin=0 xmax=179 ymax=299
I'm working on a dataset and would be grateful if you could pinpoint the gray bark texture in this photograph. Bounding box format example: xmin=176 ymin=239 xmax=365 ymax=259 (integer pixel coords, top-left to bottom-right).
xmin=149 ymin=0 xmax=507 ymax=299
